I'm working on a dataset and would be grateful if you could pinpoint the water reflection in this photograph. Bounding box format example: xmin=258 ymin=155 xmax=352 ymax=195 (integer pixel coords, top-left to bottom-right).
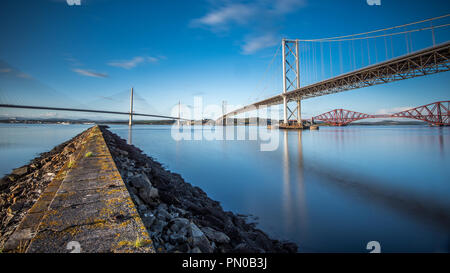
xmin=282 ymin=131 xmax=292 ymax=233
xmin=281 ymin=130 xmax=309 ymax=236
xmin=128 ymin=125 xmax=133 ymax=145
xmin=296 ymin=131 xmax=308 ymax=236
xmin=439 ymin=128 xmax=445 ymax=157
xmin=307 ymin=156 xmax=450 ymax=232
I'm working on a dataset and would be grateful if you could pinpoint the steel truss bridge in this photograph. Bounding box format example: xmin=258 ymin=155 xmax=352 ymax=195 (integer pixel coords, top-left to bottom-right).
xmin=312 ymin=101 xmax=450 ymax=126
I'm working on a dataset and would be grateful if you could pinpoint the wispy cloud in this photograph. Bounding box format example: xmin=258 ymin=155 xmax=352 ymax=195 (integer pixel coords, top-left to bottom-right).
xmin=107 ymin=56 xmax=159 ymax=69
xmin=191 ymin=0 xmax=306 ymax=54
xmin=0 ymin=68 xmax=12 ymax=73
xmin=73 ymin=68 xmax=108 ymax=78
xmin=65 ymin=57 xmax=82 ymax=67
xmin=191 ymin=3 xmax=255 ymax=29
xmin=376 ymin=106 xmax=412 ymax=115
xmin=242 ymin=33 xmax=279 ymax=54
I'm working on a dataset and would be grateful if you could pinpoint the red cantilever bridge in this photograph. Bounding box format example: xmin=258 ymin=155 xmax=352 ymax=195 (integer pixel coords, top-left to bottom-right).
xmin=312 ymin=101 xmax=450 ymax=126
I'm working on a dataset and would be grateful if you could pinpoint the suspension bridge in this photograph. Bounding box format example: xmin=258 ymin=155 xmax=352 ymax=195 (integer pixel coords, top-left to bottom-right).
xmin=220 ymin=14 xmax=450 ymax=127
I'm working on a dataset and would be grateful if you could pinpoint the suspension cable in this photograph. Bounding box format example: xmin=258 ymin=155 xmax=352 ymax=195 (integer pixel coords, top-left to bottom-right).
xmin=288 ymin=14 xmax=450 ymax=42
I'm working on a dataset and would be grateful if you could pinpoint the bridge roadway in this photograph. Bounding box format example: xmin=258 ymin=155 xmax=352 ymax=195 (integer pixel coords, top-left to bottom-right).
xmin=0 ymin=104 xmax=188 ymax=121
xmin=222 ymin=41 xmax=450 ymax=119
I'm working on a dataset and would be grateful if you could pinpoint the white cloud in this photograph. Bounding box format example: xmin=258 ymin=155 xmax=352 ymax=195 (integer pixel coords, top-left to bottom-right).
xmin=191 ymin=0 xmax=306 ymax=54
xmin=376 ymin=106 xmax=411 ymax=115
xmin=242 ymin=33 xmax=279 ymax=54
xmin=192 ymin=0 xmax=306 ymax=29
xmin=192 ymin=3 xmax=255 ymax=27
xmin=65 ymin=57 xmax=82 ymax=67
xmin=107 ymin=56 xmax=159 ymax=69
xmin=73 ymin=68 xmax=108 ymax=78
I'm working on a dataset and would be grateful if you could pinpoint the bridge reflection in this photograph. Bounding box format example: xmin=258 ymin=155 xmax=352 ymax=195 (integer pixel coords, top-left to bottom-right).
xmin=282 ymin=130 xmax=309 ymax=237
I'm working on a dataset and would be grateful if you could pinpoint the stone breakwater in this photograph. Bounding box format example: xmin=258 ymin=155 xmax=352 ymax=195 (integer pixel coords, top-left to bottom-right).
xmin=0 ymin=125 xmax=298 ymax=253
xmin=0 ymin=128 xmax=90 ymax=249
xmin=101 ymin=127 xmax=297 ymax=253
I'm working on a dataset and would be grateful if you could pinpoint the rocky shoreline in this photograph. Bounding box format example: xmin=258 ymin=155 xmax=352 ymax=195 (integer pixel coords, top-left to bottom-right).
xmin=101 ymin=126 xmax=297 ymax=253
xmin=0 ymin=128 xmax=91 ymax=249
xmin=0 ymin=126 xmax=298 ymax=253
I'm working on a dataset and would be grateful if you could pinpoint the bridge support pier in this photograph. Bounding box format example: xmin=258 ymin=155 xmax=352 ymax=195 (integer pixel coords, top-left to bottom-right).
xmin=297 ymin=99 xmax=302 ymax=125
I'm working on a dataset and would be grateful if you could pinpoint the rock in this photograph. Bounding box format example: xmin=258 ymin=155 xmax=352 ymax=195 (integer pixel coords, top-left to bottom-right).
xmin=155 ymin=206 xmax=171 ymax=221
xmin=10 ymin=201 xmax=24 ymax=212
xmin=11 ymin=166 xmax=28 ymax=177
xmin=138 ymin=186 xmax=159 ymax=204
xmin=233 ymin=243 xmax=262 ymax=253
xmin=129 ymin=173 xmax=152 ymax=189
xmin=191 ymin=247 xmax=202 ymax=253
xmin=0 ymin=178 xmax=10 ymax=189
xmin=170 ymin=205 xmax=187 ymax=216
xmin=63 ymin=143 xmax=75 ymax=154
xmin=169 ymin=218 xmax=190 ymax=234
xmin=138 ymin=204 xmax=147 ymax=212
xmin=189 ymin=222 xmax=213 ymax=253
xmin=169 ymin=233 xmax=187 ymax=245
xmin=201 ymin=227 xmax=230 ymax=244
xmin=282 ymin=242 xmax=298 ymax=253
xmin=254 ymin=231 xmax=273 ymax=250
xmin=150 ymin=219 xmax=167 ymax=233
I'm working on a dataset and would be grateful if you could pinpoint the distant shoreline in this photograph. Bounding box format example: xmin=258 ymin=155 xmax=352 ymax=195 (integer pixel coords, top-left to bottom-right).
xmin=0 ymin=119 xmax=429 ymax=126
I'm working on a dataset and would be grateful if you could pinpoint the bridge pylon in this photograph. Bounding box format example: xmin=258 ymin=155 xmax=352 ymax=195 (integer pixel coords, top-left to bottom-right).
xmin=282 ymin=39 xmax=302 ymax=127
xmin=129 ymin=87 xmax=134 ymax=127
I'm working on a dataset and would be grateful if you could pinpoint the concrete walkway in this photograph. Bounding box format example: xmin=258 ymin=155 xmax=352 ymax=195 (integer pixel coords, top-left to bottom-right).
xmin=5 ymin=126 xmax=154 ymax=253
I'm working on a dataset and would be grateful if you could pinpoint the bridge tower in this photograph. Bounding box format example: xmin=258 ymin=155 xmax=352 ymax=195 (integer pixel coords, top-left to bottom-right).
xmin=177 ymin=100 xmax=181 ymax=126
xmin=129 ymin=87 xmax=134 ymax=127
xmin=222 ymin=100 xmax=227 ymax=126
xmin=282 ymin=39 xmax=302 ymax=126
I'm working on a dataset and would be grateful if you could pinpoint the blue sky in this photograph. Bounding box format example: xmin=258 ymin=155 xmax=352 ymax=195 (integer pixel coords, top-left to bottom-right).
xmin=0 ymin=0 xmax=449 ymax=120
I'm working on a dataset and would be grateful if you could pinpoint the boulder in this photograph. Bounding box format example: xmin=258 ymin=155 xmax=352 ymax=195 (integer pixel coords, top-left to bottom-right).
xmin=169 ymin=217 xmax=190 ymax=234
xmin=11 ymin=166 xmax=28 ymax=177
xmin=155 ymin=206 xmax=171 ymax=220
xmin=200 ymin=227 xmax=230 ymax=244
xmin=141 ymin=212 xmax=156 ymax=227
xmin=150 ymin=219 xmax=167 ymax=233
xmin=189 ymin=222 xmax=213 ymax=253
xmin=129 ymin=173 xmax=152 ymax=189
xmin=138 ymin=186 xmax=159 ymax=204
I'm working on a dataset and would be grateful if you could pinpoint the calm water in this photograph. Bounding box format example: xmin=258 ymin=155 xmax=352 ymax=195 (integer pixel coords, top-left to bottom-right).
xmin=1 ymin=123 xmax=449 ymax=252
